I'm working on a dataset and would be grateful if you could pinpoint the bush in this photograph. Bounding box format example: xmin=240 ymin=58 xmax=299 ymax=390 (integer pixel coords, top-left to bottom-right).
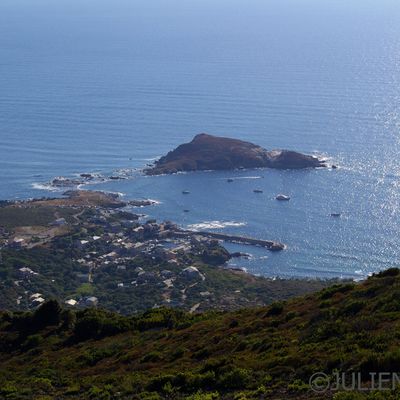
xmin=374 ymin=268 xmax=400 ymax=278
xmin=319 ymin=284 xmax=355 ymax=300
xmin=0 ymin=382 xmax=18 ymax=397
xmin=170 ymin=347 xmax=186 ymax=360
xmin=134 ymin=308 xmax=187 ymax=331
xmin=341 ymin=300 xmax=364 ymax=316
xmin=32 ymin=300 xmax=62 ymax=329
xmin=217 ymin=368 xmax=251 ymax=390
xmin=73 ymin=309 xmax=132 ymax=341
xmin=333 ymin=392 xmax=366 ymax=400
xmin=31 ymin=377 xmax=53 ymax=392
xmin=87 ymin=385 xmax=113 ymax=400
xmin=141 ymin=351 xmax=163 ymax=363
xmin=229 ymin=319 xmax=239 ymax=328
xmin=147 ymin=371 xmax=216 ymax=393
xmin=60 ymin=310 xmax=76 ymax=330
xmin=359 ymin=349 xmax=400 ymax=376
xmin=22 ymin=334 xmax=43 ymax=350
xmin=138 ymin=392 xmax=162 ymax=400
xmin=285 ymin=311 xmax=298 ymax=321
xmin=78 ymin=346 xmax=121 ymax=366
xmin=186 ymin=392 xmax=220 ymax=400
xmin=287 ymin=379 xmax=309 ymax=392
xmin=266 ymin=302 xmax=284 ymax=317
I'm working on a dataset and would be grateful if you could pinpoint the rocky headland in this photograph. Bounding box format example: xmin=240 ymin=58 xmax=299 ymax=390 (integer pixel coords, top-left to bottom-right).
xmin=145 ymin=133 xmax=326 ymax=175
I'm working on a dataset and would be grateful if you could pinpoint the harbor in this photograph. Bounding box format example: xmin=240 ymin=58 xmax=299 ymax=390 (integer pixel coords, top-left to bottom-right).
xmin=174 ymin=229 xmax=286 ymax=251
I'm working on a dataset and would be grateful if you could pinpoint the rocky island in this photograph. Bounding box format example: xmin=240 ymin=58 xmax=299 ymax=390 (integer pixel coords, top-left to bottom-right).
xmin=145 ymin=133 xmax=326 ymax=175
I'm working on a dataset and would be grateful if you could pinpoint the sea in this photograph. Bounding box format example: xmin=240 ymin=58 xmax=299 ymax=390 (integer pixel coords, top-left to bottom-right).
xmin=1 ymin=0 xmax=400 ymax=279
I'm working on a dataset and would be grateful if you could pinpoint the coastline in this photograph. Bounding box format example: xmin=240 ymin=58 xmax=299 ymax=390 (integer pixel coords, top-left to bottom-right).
xmin=13 ymin=165 xmax=375 ymax=281
xmin=0 ymin=189 xmax=336 ymax=313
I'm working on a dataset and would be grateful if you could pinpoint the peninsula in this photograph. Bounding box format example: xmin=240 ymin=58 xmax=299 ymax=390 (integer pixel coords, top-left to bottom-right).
xmin=145 ymin=133 xmax=326 ymax=175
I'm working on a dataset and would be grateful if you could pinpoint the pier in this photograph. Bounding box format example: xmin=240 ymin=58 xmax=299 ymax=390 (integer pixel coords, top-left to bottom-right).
xmin=174 ymin=230 xmax=285 ymax=251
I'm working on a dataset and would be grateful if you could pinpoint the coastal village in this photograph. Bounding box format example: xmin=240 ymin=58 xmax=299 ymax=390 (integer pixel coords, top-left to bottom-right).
xmin=0 ymin=190 xmax=328 ymax=314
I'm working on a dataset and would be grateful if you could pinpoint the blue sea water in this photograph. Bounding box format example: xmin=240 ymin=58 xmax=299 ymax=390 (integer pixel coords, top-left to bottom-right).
xmin=1 ymin=0 xmax=400 ymax=278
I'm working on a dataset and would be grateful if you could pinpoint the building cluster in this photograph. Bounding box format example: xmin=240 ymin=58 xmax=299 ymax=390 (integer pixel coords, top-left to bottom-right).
xmin=2 ymin=206 xmax=219 ymax=310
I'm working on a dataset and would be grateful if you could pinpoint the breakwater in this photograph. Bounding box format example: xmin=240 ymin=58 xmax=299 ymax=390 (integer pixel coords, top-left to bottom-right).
xmin=175 ymin=230 xmax=285 ymax=251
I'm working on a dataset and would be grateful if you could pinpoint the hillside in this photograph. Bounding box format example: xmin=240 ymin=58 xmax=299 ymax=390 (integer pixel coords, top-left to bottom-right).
xmin=145 ymin=134 xmax=326 ymax=175
xmin=2 ymin=269 xmax=400 ymax=399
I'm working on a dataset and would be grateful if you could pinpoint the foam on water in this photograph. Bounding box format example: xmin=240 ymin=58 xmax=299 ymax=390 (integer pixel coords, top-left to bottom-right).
xmin=31 ymin=182 xmax=63 ymax=192
xmin=187 ymin=221 xmax=247 ymax=231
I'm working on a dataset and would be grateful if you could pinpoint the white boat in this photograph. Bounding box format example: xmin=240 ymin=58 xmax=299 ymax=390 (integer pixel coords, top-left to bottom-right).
xmin=276 ymin=194 xmax=290 ymax=201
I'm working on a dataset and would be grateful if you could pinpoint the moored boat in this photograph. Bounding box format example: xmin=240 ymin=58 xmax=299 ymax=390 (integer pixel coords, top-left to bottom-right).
xmin=276 ymin=194 xmax=290 ymax=201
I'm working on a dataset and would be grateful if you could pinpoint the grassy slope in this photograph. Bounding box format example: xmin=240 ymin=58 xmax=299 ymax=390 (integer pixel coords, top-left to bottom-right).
xmin=2 ymin=269 xmax=400 ymax=399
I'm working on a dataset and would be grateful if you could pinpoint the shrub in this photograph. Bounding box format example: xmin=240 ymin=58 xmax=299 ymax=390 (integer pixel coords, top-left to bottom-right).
xmin=78 ymin=346 xmax=121 ymax=366
xmin=87 ymin=385 xmax=113 ymax=400
xmin=193 ymin=348 xmax=211 ymax=360
xmin=147 ymin=374 xmax=175 ymax=391
xmin=217 ymin=368 xmax=251 ymax=390
xmin=134 ymin=308 xmax=188 ymax=332
xmin=341 ymin=300 xmax=364 ymax=316
xmin=170 ymin=347 xmax=186 ymax=360
xmin=60 ymin=310 xmax=77 ymax=330
xmin=374 ymin=268 xmax=400 ymax=278
xmin=287 ymin=379 xmax=309 ymax=392
xmin=22 ymin=334 xmax=43 ymax=350
xmin=32 ymin=300 xmax=62 ymax=329
xmin=285 ymin=311 xmax=298 ymax=321
xmin=319 ymin=284 xmax=355 ymax=300
xmin=138 ymin=392 xmax=162 ymax=400
xmin=0 ymin=382 xmax=18 ymax=397
xmin=73 ymin=309 xmax=132 ymax=341
xmin=140 ymin=351 xmax=162 ymax=363
xmin=333 ymin=392 xmax=366 ymax=400
xmin=31 ymin=377 xmax=53 ymax=392
xmin=186 ymin=392 xmax=220 ymax=400
xmin=229 ymin=319 xmax=239 ymax=328
xmin=266 ymin=302 xmax=284 ymax=317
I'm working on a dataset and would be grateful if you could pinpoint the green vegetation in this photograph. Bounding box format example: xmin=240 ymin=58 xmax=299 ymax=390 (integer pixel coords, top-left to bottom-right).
xmin=0 ymin=205 xmax=76 ymax=229
xmin=2 ymin=270 xmax=400 ymax=399
xmin=0 ymin=244 xmax=330 ymax=314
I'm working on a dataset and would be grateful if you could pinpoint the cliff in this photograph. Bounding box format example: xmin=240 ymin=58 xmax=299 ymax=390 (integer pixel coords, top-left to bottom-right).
xmin=145 ymin=133 xmax=326 ymax=175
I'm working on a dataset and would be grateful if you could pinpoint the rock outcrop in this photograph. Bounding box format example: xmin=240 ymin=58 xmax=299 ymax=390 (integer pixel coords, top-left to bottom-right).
xmin=145 ymin=133 xmax=325 ymax=175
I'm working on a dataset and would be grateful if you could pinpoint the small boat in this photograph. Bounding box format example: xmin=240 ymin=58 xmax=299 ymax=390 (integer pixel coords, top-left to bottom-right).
xmin=330 ymin=213 xmax=341 ymax=217
xmin=253 ymin=189 xmax=263 ymax=193
xmin=276 ymin=194 xmax=290 ymax=201
xmin=183 ymin=209 xmax=190 ymax=213
xmin=227 ymin=178 xmax=234 ymax=183
xmin=182 ymin=190 xmax=190 ymax=195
